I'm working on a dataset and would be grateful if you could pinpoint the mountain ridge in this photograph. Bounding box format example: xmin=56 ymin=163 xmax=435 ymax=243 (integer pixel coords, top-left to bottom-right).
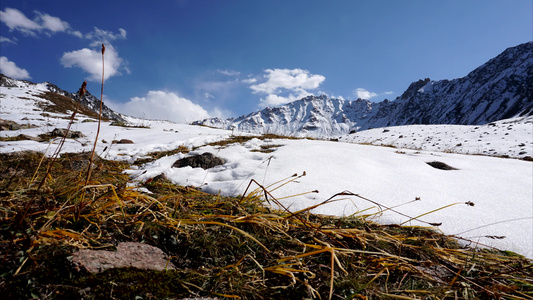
xmin=194 ymin=41 xmax=533 ymax=138
xmin=0 ymin=74 xmax=125 ymax=122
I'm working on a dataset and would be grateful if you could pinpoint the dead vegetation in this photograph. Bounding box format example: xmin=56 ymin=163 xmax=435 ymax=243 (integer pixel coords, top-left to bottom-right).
xmin=36 ymin=91 xmax=106 ymax=121
xmin=198 ymin=133 xmax=304 ymax=150
xmin=1 ymin=150 xmax=532 ymax=299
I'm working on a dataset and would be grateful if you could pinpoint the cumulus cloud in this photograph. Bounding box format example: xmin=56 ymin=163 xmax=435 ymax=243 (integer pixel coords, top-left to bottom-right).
xmin=0 ymin=56 xmax=31 ymax=79
xmin=61 ymin=44 xmax=123 ymax=81
xmin=0 ymin=8 xmax=41 ymax=35
xmin=250 ymin=68 xmax=325 ymax=106
xmin=0 ymin=8 xmax=81 ymax=37
xmin=109 ymin=91 xmax=210 ymax=124
xmin=251 ymin=68 xmax=325 ymax=94
xmin=355 ymin=88 xmax=378 ymax=100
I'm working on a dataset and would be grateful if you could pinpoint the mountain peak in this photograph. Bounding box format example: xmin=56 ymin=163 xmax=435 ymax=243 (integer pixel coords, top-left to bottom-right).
xmin=400 ymin=78 xmax=431 ymax=100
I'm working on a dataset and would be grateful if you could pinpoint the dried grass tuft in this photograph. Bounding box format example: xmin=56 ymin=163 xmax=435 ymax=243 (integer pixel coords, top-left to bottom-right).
xmin=1 ymin=150 xmax=531 ymax=299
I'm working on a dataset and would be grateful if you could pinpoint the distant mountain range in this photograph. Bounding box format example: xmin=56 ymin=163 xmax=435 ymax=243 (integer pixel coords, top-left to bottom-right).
xmin=194 ymin=41 xmax=533 ymax=138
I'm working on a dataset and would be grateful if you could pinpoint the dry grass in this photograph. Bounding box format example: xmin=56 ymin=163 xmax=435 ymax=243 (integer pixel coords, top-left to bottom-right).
xmin=1 ymin=150 xmax=532 ymax=299
xmin=199 ymin=133 xmax=303 ymax=149
xmin=36 ymin=91 xmax=106 ymax=121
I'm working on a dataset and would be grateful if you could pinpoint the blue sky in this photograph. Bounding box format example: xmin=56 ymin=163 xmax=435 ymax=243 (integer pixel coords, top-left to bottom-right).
xmin=1 ymin=0 xmax=531 ymax=123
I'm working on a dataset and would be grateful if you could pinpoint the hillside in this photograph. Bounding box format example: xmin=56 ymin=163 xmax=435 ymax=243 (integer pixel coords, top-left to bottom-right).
xmin=0 ymin=74 xmax=124 ymax=122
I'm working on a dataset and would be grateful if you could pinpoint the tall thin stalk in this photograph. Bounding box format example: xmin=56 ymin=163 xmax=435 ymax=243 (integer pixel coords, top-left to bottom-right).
xmin=85 ymin=44 xmax=105 ymax=185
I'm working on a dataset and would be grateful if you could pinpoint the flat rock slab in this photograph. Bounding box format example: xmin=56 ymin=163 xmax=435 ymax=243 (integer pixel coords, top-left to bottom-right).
xmin=71 ymin=242 xmax=175 ymax=273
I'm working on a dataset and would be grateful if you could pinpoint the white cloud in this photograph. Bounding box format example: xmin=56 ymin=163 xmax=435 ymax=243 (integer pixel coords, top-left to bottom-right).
xmin=0 ymin=36 xmax=17 ymax=44
xmin=0 ymin=8 xmax=41 ymax=36
xmin=0 ymin=56 xmax=31 ymax=79
xmin=355 ymin=88 xmax=378 ymax=100
xmin=0 ymin=8 xmax=81 ymax=37
xmin=209 ymin=106 xmax=232 ymax=119
xmin=250 ymin=68 xmax=325 ymax=94
xmin=217 ymin=69 xmax=240 ymax=76
xmin=69 ymin=30 xmax=83 ymax=38
xmin=109 ymin=91 xmax=210 ymax=123
xmin=61 ymin=44 xmax=123 ymax=81
xmin=250 ymin=68 xmax=325 ymax=106
xmin=37 ymin=12 xmax=70 ymax=32
xmin=241 ymin=77 xmax=257 ymax=84
xmin=85 ymin=27 xmax=127 ymax=42
xmin=0 ymin=8 xmax=123 ymax=40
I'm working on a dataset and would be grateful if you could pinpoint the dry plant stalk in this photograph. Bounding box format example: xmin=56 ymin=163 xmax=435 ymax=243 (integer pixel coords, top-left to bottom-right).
xmin=85 ymin=44 xmax=105 ymax=185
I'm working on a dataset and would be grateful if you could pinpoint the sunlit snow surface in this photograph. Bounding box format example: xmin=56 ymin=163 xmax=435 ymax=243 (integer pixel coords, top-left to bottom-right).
xmin=1 ymin=85 xmax=532 ymax=258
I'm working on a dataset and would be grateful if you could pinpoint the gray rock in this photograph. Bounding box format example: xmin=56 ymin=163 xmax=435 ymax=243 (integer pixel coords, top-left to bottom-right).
xmin=172 ymin=152 xmax=225 ymax=169
xmin=71 ymin=242 xmax=175 ymax=273
xmin=50 ymin=128 xmax=86 ymax=139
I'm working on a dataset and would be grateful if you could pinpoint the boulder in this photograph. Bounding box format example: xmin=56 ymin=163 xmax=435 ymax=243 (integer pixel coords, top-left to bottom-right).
xmin=172 ymin=152 xmax=225 ymax=169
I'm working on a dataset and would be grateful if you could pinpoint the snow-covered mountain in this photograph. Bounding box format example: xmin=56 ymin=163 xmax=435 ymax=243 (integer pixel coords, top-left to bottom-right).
xmin=194 ymin=41 xmax=533 ymax=138
xmin=0 ymin=74 xmax=124 ymax=122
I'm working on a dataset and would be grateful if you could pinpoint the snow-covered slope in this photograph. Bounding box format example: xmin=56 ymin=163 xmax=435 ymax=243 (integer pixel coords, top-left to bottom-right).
xmin=195 ymin=41 xmax=533 ymax=138
xmin=1 ymin=80 xmax=532 ymax=259
xmin=0 ymin=74 xmax=124 ymax=122
xmin=340 ymin=117 xmax=533 ymax=159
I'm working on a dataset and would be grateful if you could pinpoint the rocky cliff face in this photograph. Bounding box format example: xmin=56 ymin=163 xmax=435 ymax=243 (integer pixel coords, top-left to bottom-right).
xmin=194 ymin=41 xmax=532 ymax=138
